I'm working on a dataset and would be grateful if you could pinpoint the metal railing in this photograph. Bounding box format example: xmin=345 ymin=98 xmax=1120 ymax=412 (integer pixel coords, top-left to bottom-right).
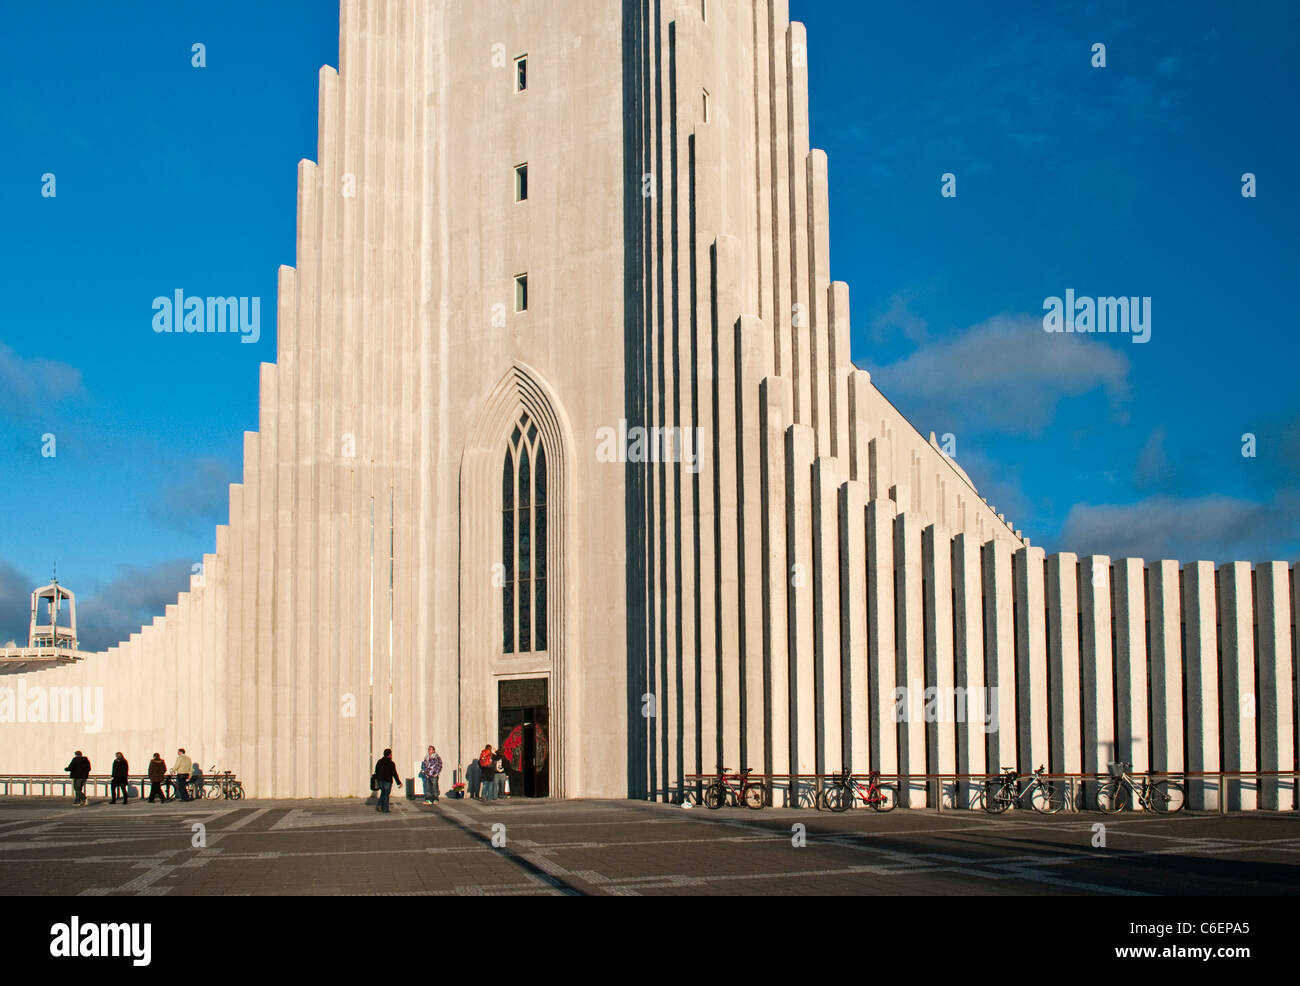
xmin=673 ymin=768 xmax=1299 ymax=813
xmin=0 ymin=773 xmax=239 ymax=799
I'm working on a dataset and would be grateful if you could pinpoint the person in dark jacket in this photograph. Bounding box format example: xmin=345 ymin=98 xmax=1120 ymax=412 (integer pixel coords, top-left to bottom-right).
xmin=110 ymin=752 xmax=130 ymax=804
xmin=373 ymin=749 xmax=401 ymax=813
xmin=466 ymin=756 xmax=482 ymax=800
xmin=65 ymin=751 xmax=91 ymax=806
xmin=147 ymin=753 xmax=169 ymax=803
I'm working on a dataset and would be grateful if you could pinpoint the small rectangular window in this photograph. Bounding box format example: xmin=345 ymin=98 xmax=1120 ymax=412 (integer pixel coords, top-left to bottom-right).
xmin=515 ymin=273 xmax=528 ymax=312
xmin=515 ymin=163 xmax=528 ymax=202
xmin=515 ymin=56 xmax=527 ymax=92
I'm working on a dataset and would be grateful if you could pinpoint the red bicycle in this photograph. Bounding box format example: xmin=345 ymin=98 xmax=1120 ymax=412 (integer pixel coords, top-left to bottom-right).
xmin=704 ymin=766 xmax=767 ymax=810
xmin=820 ymin=767 xmax=896 ymax=812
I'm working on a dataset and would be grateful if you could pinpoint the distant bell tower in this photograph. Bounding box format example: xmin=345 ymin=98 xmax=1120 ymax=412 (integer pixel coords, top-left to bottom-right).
xmin=29 ymin=571 xmax=77 ymax=650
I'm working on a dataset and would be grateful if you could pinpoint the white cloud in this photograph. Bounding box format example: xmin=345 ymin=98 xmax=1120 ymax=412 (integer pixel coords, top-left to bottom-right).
xmin=1057 ymin=491 xmax=1300 ymax=564
xmin=860 ymin=313 xmax=1131 ymax=436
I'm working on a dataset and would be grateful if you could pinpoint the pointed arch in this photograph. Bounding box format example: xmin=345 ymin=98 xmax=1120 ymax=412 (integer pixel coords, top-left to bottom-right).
xmin=458 ymin=362 xmax=576 ymax=798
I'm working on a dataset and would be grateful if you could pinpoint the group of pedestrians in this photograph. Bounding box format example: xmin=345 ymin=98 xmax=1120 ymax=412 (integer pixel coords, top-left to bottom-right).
xmin=371 ymin=742 xmax=512 ymax=812
xmin=465 ymin=744 xmax=509 ymax=800
xmin=371 ymin=744 xmax=445 ymax=812
xmin=63 ymin=748 xmax=202 ymax=806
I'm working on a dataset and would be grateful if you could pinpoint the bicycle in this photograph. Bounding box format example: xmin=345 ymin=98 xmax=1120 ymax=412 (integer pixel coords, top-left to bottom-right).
xmin=703 ymin=766 xmax=766 ymax=810
xmin=982 ymin=764 xmax=1062 ymax=814
xmin=820 ymin=768 xmax=896 ymax=812
xmin=202 ymin=767 xmax=245 ymax=800
xmin=1096 ymin=762 xmax=1184 ymax=813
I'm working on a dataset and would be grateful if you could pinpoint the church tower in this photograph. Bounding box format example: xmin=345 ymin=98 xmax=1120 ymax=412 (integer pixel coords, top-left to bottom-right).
xmin=3 ymin=2 xmax=1293 ymax=814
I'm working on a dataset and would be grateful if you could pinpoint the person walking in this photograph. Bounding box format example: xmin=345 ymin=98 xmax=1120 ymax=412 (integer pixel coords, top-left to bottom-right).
xmin=65 ymin=750 xmax=91 ymax=806
xmin=467 ymin=754 xmax=482 ymax=800
xmin=147 ymin=752 xmax=169 ymax=803
xmin=373 ymin=748 xmax=401 ymax=813
xmin=170 ymin=748 xmax=193 ymax=802
xmin=420 ymin=746 xmax=443 ymax=804
xmin=479 ymin=745 xmax=497 ymax=801
xmin=110 ymin=752 xmax=130 ymax=804
xmin=190 ymin=761 xmax=204 ymax=799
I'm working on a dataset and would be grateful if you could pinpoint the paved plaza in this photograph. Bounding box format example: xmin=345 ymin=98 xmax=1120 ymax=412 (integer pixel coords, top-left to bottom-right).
xmin=0 ymin=795 xmax=1296 ymax=896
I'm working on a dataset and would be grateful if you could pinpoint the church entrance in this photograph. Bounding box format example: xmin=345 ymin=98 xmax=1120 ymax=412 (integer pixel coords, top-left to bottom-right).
xmin=498 ymin=678 xmax=549 ymax=797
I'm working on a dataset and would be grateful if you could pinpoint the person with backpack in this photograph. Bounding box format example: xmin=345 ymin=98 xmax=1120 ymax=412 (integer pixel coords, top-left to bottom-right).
xmin=147 ymin=753 xmax=168 ymax=803
xmin=110 ymin=752 xmax=130 ymax=804
xmin=373 ymin=749 xmax=401 ymax=813
xmin=65 ymin=751 xmax=91 ymax=806
xmin=479 ymin=745 xmax=497 ymax=801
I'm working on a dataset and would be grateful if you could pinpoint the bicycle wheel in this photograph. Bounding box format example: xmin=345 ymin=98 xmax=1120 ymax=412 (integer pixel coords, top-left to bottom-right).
xmin=1029 ymin=783 xmax=1063 ymax=814
xmin=1096 ymin=781 xmax=1126 ymax=813
xmin=703 ymin=783 xmax=723 ymax=809
xmin=743 ymin=783 xmax=766 ymax=810
xmin=872 ymin=785 xmax=897 ymax=812
xmin=1150 ymin=781 xmax=1185 ymax=813
xmin=230 ymin=783 xmax=244 ymax=801
xmin=823 ymin=783 xmax=851 ymax=813
xmin=983 ymin=780 xmax=1011 ymax=813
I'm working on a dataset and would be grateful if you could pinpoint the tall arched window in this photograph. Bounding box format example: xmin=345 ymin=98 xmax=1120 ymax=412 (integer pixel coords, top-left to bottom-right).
xmin=503 ymin=413 xmax=547 ymax=653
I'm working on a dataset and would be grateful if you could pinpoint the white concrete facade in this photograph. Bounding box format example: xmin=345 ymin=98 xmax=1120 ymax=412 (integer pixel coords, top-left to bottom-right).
xmin=2 ymin=1 xmax=1296 ymax=807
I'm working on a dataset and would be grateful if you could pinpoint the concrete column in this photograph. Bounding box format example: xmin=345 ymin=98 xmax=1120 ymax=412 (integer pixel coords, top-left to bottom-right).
xmin=1147 ymin=560 xmax=1184 ymax=776
xmin=1218 ymin=562 xmax=1257 ymax=810
xmin=785 ymin=423 xmax=816 ymax=791
xmin=894 ymin=513 xmax=926 ymax=807
xmin=811 ymin=457 xmax=843 ymax=776
xmin=276 ymin=262 xmax=299 ymax=796
xmin=839 ymin=479 xmax=869 ymax=774
xmin=1078 ymin=556 xmax=1114 ymax=808
xmin=923 ymin=524 xmax=956 ymax=806
xmin=1254 ymin=562 xmax=1294 ymax=810
xmin=952 ymin=533 xmax=986 ymax=807
xmin=865 ymin=499 xmax=896 ymax=776
xmin=828 ymin=283 xmax=851 ymax=464
xmin=760 ymin=377 xmax=792 ymax=797
xmin=239 ymin=433 xmax=260 ymax=793
xmin=736 ymin=316 xmax=771 ymax=777
xmin=1046 ymin=553 xmax=1081 ymax=785
xmin=765 ymin=1 xmax=793 ymax=391
xmin=785 ymin=22 xmax=812 ymax=431
xmin=983 ymin=540 xmax=1017 ymax=776
xmin=1113 ymin=558 xmax=1149 ymax=775
xmin=806 ymin=150 xmax=832 ymax=455
xmin=713 ymin=244 xmax=742 ymax=775
xmin=846 ymin=369 xmax=872 ymax=485
xmin=1014 ymin=545 xmax=1049 ymax=775
xmin=1183 ymin=561 xmax=1219 ymax=810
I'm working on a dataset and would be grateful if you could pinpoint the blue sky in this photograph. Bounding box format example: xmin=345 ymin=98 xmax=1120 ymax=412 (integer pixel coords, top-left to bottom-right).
xmin=1 ymin=1 xmax=1297 ymax=648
